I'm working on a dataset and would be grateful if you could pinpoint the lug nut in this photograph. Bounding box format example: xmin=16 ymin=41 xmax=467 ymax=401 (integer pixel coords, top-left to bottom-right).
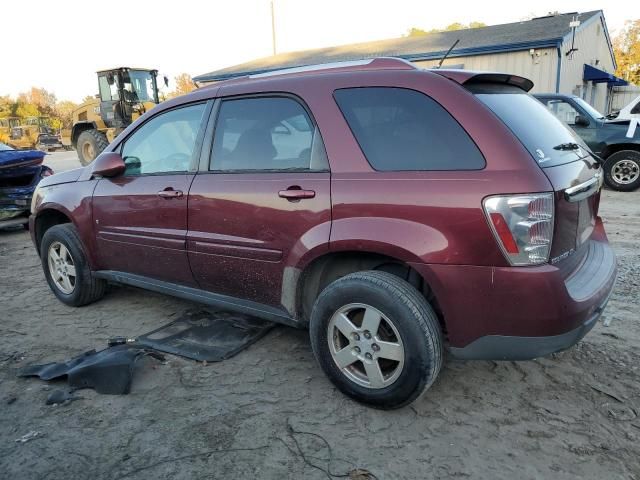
xmin=352 ymin=333 xmax=360 ymax=341
xmin=354 ymin=346 xmax=361 ymax=353
xmin=365 ymin=353 xmax=373 ymax=360
xmin=363 ymin=331 xmax=371 ymax=339
xmin=372 ymin=344 xmax=380 ymax=352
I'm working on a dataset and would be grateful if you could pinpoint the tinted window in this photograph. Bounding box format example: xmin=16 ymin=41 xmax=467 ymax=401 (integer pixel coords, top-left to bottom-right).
xmin=472 ymin=86 xmax=589 ymax=167
xmin=121 ymin=103 xmax=206 ymax=175
xmin=333 ymin=87 xmax=485 ymax=171
xmin=541 ymin=99 xmax=581 ymax=125
xmin=211 ymin=97 xmax=328 ymax=171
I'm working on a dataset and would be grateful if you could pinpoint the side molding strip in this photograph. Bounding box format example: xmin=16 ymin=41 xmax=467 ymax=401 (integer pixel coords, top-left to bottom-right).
xmin=95 ymin=270 xmax=301 ymax=328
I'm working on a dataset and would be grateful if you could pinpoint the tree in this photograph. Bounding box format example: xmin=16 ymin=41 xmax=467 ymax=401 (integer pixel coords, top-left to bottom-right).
xmin=614 ymin=19 xmax=640 ymax=84
xmin=18 ymin=87 xmax=57 ymax=115
xmin=55 ymin=100 xmax=79 ymax=129
xmin=407 ymin=21 xmax=487 ymax=37
xmin=165 ymin=73 xmax=196 ymax=99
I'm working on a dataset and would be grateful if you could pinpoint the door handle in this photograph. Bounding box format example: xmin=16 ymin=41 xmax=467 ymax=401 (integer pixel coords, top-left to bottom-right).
xmin=278 ymin=187 xmax=315 ymax=200
xmin=157 ymin=188 xmax=183 ymax=199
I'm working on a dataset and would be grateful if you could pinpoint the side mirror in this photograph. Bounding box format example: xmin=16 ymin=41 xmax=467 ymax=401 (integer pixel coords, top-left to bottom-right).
xmin=90 ymin=152 xmax=125 ymax=178
xmin=574 ymin=115 xmax=590 ymax=127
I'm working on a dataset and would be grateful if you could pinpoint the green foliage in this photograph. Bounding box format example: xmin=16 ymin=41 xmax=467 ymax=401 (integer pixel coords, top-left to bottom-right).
xmin=407 ymin=21 xmax=487 ymax=37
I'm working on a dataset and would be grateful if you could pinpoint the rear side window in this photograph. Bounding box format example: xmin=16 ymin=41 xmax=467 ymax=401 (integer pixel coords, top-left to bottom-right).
xmin=470 ymin=84 xmax=589 ymax=167
xmin=211 ymin=96 xmax=329 ymax=172
xmin=333 ymin=87 xmax=485 ymax=171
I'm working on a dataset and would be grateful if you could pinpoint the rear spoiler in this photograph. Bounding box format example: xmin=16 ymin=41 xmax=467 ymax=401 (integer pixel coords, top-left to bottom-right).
xmin=433 ymin=70 xmax=534 ymax=92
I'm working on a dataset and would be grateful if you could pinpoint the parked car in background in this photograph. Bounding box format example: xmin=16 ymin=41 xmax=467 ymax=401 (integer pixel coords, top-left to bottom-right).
xmin=0 ymin=142 xmax=53 ymax=229
xmin=29 ymin=59 xmax=616 ymax=408
xmin=534 ymin=93 xmax=640 ymax=191
xmin=607 ymin=94 xmax=640 ymax=122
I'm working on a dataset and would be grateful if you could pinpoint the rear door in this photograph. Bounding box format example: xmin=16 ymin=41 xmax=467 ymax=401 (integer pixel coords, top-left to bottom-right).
xmin=92 ymin=102 xmax=209 ymax=286
xmin=472 ymin=87 xmax=602 ymax=262
xmin=187 ymin=95 xmax=331 ymax=308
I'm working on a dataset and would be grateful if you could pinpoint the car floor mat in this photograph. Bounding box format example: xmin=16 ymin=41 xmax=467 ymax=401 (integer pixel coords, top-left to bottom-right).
xmin=134 ymin=308 xmax=276 ymax=362
xmin=18 ymin=345 xmax=164 ymax=395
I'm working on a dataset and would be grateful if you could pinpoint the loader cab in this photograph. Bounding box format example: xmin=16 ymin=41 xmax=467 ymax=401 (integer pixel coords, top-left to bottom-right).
xmin=97 ymin=68 xmax=160 ymax=129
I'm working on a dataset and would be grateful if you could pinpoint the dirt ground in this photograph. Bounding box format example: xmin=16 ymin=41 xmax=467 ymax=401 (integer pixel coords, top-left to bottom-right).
xmin=1 ymin=153 xmax=639 ymax=479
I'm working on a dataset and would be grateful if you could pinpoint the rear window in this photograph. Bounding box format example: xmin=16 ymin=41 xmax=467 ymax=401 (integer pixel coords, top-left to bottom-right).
xmin=469 ymin=84 xmax=589 ymax=167
xmin=334 ymin=87 xmax=485 ymax=171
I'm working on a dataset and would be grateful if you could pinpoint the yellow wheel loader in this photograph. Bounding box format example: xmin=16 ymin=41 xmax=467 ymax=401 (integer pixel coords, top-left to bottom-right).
xmin=70 ymin=68 xmax=164 ymax=165
xmin=0 ymin=116 xmax=62 ymax=151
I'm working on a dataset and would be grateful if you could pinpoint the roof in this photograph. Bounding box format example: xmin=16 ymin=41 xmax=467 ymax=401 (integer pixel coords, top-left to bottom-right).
xmin=195 ymin=11 xmax=602 ymax=82
xmin=96 ymin=67 xmax=157 ymax=74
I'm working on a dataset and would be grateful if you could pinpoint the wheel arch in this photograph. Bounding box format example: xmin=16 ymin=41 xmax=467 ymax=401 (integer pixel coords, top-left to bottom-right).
xmin=601 ymin=143 xmax=640 ymax=159
xmin=71 ymin=122 xmax=97 ymax=147
xmin=292 ymin=249 xmax=444 ymax=334
xmin=33 ymin=207 xmax=73 ymax=254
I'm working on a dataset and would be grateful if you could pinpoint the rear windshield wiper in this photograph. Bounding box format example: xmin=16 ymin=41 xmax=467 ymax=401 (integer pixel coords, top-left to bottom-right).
xmin=553 ymin=142 xmax=580 ymax=151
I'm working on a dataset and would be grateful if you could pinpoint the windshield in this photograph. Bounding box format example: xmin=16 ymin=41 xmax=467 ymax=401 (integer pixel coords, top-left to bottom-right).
xmin=574 ymin=97 xmax=605 ymax=120
xmin=469 ymin=84 xmax=589 ymax=168
xmin=122 ymin=70 xmax=158 ymax=103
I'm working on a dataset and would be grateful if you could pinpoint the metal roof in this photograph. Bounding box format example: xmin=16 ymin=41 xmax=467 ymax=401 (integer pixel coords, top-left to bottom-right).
xmin=194 ymin=11 xmax=602 ymax=83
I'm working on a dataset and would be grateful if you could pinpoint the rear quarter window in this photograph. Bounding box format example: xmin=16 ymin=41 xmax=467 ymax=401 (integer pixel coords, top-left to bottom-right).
xmin=333 ymin=87 xmax=485 ymax=171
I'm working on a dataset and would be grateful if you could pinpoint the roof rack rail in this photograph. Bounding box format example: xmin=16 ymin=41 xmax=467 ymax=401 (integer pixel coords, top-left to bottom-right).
xmin=247 ymin=57 xmax=417 ymax=80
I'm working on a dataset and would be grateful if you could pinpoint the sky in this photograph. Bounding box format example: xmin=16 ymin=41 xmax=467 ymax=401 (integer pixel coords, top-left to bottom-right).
xmin=1 ymin=0 xmax=633 ymax=103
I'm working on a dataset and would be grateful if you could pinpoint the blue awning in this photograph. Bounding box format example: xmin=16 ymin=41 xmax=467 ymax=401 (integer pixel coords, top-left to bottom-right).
xmin=583 ymin=64 xmax=628 ymax=86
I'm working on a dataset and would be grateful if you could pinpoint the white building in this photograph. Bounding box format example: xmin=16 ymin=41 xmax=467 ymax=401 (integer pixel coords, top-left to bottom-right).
xmin=194 ymin=10 xmax=627 ymax=113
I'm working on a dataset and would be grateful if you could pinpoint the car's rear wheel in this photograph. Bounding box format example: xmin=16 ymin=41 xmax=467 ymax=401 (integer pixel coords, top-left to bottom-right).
xmin=603 ymin=150 xmax=640 ymax=192
xmin=41 ymin=224 xmax=106 ymax=306
xmin=309 ymin=270 xmax=443 ymax=409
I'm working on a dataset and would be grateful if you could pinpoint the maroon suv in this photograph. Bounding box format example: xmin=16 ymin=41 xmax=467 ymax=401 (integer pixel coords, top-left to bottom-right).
xmin=30 ymin=58 xmax=616 ymax=408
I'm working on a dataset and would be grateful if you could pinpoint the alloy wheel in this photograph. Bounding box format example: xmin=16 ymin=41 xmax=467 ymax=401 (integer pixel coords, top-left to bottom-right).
xmin=327 ymin=303 xmax=405 ymax=389
xmin=47 ymin=241 xmax=77 ymax=294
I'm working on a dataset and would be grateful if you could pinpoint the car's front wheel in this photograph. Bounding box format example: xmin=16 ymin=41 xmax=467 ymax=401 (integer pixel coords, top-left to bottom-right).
xmin=41 ymin=224 xmax=106 ymax=306
xmin=309 ymin=271 xmax=443 ymax=409
xmin=603 ymin=150 xmax=640 ymax=192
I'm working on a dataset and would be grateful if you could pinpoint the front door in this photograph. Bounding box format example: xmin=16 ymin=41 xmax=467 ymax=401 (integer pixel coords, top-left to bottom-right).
xmin=187 ymin=96 xmax=331 ymax=308
xmin=92 ymin=102 xmax=209 ymax=286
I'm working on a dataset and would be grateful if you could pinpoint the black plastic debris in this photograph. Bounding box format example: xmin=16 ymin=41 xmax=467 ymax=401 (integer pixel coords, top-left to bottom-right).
xmin=135 ymin=309 xmax=275 ymax=362
xmin=18 ymin=309 xmax=275 ymax=396
xmin=18 ymin=345 xmax=164 ymax=395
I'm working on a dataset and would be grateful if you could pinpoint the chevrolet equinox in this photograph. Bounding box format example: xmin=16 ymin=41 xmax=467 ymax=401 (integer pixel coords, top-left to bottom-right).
xmin=30 ymin=58 xmax=617 ymax=408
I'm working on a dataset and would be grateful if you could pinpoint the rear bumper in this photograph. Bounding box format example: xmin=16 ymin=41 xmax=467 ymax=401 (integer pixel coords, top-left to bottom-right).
xmin=410 ymin=218 xmax=616 ymax=360
xmin=448 ymin=289 xmax=610 ymax=360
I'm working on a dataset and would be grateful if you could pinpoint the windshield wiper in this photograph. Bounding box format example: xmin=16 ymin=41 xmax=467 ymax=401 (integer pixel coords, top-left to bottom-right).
xmin=553 ymin=142 xmax=580 ymax=151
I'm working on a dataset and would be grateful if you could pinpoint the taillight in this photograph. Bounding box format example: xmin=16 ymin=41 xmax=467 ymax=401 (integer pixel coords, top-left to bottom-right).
xmin=483 ymin=193 xmax=554 ymax=266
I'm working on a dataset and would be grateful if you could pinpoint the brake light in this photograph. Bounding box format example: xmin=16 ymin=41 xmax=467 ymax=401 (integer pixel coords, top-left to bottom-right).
xmin=483 ymin=193 xmax=554 ymax=266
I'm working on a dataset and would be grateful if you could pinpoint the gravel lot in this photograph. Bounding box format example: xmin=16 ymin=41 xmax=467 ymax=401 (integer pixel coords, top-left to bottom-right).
xmin=1 ymin=152 xmax=639 ymax=479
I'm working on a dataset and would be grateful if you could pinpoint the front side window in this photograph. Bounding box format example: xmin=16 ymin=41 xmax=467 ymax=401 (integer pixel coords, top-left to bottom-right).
xmin=121 ymin=103 xmax=206 ymax=175
xmin=334 ymin=87 xmax=485 ymax=171
xmin=542 ymin=99 xmax=581 ymax=125
xmin=211 ymin=96 xmax=328 ymax=171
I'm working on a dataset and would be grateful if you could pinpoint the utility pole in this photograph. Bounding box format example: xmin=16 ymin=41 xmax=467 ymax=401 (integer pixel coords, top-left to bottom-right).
xmin=271 ymin=0 xmax=277 ymax=55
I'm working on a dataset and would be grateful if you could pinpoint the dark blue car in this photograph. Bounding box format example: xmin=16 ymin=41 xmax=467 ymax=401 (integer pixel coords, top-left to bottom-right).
xmin=0 ymin=143 xmax=53 ymax=229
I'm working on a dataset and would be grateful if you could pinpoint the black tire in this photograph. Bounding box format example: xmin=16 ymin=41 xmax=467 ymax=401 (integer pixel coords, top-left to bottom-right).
xmin=603 ymin=150 xmax=640 ymax=192
xmin=76 ymin=129 xmax=108 ymax=166
xmin=309 ymin=271 xmax=443 ymax=409
xmin=40 ymin=224 xmax=106 ymax=306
